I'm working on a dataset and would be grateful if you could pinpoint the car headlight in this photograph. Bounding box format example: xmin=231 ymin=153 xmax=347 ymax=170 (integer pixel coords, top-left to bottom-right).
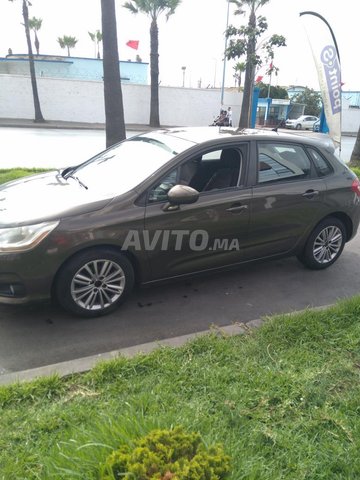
xmin=0 ymin=221 xmax=59 ymax=253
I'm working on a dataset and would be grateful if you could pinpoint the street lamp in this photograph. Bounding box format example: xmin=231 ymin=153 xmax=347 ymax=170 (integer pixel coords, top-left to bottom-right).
xmin=220 ymin=0 xmax=231 ymax=107
xmin=181 ymin=66 xmax=186 ymax=87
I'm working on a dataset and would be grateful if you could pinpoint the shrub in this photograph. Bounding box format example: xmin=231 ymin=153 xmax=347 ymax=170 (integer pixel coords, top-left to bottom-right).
xmin=100 ymin=426 xmax=230 ymax=480
xmin=350 ymin=166 xmax=360 ymax=177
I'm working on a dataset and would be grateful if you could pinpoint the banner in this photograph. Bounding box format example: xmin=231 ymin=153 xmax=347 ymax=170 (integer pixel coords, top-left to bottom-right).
xmin=300 ymin=11 xmax=341 ymax=148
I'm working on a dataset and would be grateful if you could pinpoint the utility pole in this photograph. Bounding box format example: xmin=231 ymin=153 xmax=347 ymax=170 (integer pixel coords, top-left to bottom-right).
xmin=220 ymin=0 xmax=231 ymax=108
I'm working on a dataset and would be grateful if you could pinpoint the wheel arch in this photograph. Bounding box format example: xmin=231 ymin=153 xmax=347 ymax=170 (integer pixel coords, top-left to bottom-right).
xmin=51 ymin=244 xmax=142 ymax=300
xmin=322 ymin=212 xmax=353 ymax=242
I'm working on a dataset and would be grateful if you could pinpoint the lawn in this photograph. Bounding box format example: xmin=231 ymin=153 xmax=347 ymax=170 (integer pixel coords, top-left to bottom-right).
xmin=1 ymin=297 xmax=360 ymax=479
xmin=0 ymin=168 xmax=51 ymax=185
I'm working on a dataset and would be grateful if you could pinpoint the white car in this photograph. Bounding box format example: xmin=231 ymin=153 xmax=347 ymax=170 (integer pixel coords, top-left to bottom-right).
xmin=285 ymin=115 xmax=319 ymax=130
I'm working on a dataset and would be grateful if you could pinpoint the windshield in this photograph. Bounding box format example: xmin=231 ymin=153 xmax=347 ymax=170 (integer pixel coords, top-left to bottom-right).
xmin=70 ymin=132 xmax=194 ymax=197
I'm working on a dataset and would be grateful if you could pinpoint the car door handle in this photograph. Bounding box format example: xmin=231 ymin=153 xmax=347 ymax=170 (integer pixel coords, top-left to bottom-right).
xmin=226 ymin=204 xmax=248 ymax=213
xmin=302 ymin=190 xmax=319 ymax=199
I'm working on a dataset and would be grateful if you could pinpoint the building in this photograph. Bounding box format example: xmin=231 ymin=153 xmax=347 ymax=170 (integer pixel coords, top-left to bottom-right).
xmin=0 ymin=54 xmax=148 ymax=84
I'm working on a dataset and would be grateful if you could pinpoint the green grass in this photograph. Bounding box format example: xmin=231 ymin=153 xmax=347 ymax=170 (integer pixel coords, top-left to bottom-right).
xmin=0 ymin=168 xmax=51 ymax=185
xmin=1 ymin=297 xmax=360 ymax=479
xmin=351 ymin=166 xmax=360 ymax=177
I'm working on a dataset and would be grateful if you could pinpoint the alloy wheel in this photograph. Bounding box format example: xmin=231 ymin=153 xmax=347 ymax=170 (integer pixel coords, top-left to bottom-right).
xmin=71 ymin=259 xmax=126 ymax=311
xmin=313 ymin=226 xmax=343 ymax=264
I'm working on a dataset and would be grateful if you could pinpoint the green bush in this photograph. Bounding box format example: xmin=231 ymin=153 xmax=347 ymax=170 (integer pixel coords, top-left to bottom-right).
xmin=100 ymin=426 xmax=230 ymax=480
xmin=350 ymin=166 xmax=360 ymax=177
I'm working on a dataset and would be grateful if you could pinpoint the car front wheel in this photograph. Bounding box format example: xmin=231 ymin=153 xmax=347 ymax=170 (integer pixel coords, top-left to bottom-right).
xmin=297 ymin=217 xmax=346 ymax=270
xmin=54 ymin=248 xmax=135 ymax=317
xmin=296 ymin=124 xmax=302 ymax=130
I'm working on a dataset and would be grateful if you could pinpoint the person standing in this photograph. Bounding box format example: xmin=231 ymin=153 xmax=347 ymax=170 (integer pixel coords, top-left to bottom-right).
xmin=227 ymin=107 xmax=233 ymax=126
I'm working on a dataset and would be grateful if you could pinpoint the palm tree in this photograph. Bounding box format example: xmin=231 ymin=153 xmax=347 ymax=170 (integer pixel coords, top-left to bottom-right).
xmin=233 ymin=61 xmax=246 ymax=90
xmin=29 ymin=16 xmax=42 ymax=55
xmin=124 ymin=0 xmax=181 ymax=128
xmin=88 ymin=30 xmax=103 ymax=59
xmin=101 ymin=0 xmax=126 ymax=147
xmin=8 ymin=0 xmax=44 ymax=122
xmin=57 ymin=35 xmax=78 ymax=57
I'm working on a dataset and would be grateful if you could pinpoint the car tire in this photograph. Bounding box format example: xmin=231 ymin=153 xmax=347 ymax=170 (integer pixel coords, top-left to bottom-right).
xmin=296 ymin=124 xmax=302 ymax=130
xmin=297 ymin=217 xmax=346 ymax=270
xmin=55 ymin=248 xmax=135 ymax=317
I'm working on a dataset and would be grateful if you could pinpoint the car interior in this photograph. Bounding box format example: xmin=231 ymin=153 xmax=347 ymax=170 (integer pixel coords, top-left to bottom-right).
xmin=148 ymin=147 xmax=243 ymax=203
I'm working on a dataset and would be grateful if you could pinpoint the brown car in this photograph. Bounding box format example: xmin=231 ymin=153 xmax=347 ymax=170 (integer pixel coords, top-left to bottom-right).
xmin=0 ymin=128 xmax=359 ymax=317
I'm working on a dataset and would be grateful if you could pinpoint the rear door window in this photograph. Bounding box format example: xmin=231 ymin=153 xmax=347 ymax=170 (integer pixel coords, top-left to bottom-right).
xmin=257 ymin=143 xmax=311 ymax=184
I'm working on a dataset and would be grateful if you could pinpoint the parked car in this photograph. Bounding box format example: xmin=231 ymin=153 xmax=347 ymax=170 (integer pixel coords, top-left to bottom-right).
xmin=1 ymin=128 xmax=359 ymax=317
xmin=286 ymin=115 xmax=319 ymax=130
xmin=313 ymin=119 xmax=321 ymax=132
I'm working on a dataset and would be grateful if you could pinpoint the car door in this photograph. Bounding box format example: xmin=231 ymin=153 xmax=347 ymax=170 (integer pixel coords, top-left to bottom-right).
xmin=143 ymin=143 xmax=252 ymax=280
xmin=243 ymin=141 xmax=327 ymax=260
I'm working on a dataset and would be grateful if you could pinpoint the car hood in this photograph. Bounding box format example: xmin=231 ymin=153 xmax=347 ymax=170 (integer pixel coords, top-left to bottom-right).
xmin=0 ymin=171 xmax=113 ymax=227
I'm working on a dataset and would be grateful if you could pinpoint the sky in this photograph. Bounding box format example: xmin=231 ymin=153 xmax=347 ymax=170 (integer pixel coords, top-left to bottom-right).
xmin=0 ymin=0 xmax=358 ymax=92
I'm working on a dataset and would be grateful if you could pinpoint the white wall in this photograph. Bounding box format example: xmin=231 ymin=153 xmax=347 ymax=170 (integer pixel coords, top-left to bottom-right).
xmin=0 ymin=74 xmax=242 ymax=127
xmin=342 ymin=96 xmax=360 ymax=133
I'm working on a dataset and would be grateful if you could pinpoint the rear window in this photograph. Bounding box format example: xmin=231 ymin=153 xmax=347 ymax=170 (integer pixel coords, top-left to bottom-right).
xmin=307 ymin=148 xmax=333 ymax=177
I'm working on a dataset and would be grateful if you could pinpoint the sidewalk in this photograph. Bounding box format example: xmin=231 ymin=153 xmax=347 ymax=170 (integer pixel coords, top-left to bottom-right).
xmin=0 ymin=117 xmax=153 ymax=132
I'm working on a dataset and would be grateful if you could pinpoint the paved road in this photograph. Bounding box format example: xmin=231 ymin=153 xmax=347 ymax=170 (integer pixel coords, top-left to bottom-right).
xmin=1 ymin=232 xmax=360 ymax=375
xmin=0 ymin=127 xmax=356 ymax=168
xmin=0 ymin=127 xmax=142 ymax=169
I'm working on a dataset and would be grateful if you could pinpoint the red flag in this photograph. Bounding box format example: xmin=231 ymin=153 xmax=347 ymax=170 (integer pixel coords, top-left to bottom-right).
xmin=255 ymin=75 xmax=263 ymax=83
xmin=126 ymin=40 xmax=139 ymax=50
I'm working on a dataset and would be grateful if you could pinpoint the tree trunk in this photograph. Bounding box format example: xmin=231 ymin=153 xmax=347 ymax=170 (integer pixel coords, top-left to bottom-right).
xmin=101 ymin=0 xmax=126 ymax=148
xmin=149 ymin=18 xmax=160 ymax=128
xmin=238 ymin=6 xmax=256 ymax=129
xmin=67 ymin=46 xmax=70 ymax=57
xmin=22 ymin=0 xmax=44 ymax=122
xmin=349 ymin=126 xmax=360 ymax=168
xmin=34 ymin=31 xmax=40 ymax=55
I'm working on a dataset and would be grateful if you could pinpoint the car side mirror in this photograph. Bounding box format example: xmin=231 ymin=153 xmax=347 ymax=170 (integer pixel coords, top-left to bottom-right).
xmin=164 ymin=185 xmax=199 ymax=210
xmin=166 ymin=185 xmax=199 ymax=206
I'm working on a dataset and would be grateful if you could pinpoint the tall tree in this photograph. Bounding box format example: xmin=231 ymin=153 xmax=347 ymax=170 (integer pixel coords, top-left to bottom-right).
xmin=257 ymin=81 xmax=288 ymax=99
xmin=88 ymin=30 xmax=103 ymax=59
xmin=9 ymin=0 xmax=44 ymax=122
xmin=292 ymin=87 xmax=322 ymax=116
xmin=29 ymin=16 xmax=42 ymax=55
xmin=349 ymin=126 xmax=360 ymax=168
xmin=101 ymin=0 xmax=126 ymax=147
xmin=57 ymin=35 xmax=78 ymax=56
xmin=226 ymin=0 xmax=286 ymax=128
xmin=124 ymin=0 xmax=181 ymax=128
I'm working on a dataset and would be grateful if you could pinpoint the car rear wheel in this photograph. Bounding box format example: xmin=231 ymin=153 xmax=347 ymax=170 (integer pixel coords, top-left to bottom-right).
xmin=297 ymin=217 xmax=346 ymax=270
xmin=55 ymin=248 xmax=134 ymax=317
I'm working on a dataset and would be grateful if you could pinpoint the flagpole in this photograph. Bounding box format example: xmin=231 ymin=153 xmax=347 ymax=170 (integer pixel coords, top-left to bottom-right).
xmin=220 ymin=0 xmax=230 ymax=109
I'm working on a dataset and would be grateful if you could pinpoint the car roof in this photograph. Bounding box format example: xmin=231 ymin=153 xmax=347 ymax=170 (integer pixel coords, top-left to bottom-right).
xmin=144 ymin=126 xmax=335 ymax=153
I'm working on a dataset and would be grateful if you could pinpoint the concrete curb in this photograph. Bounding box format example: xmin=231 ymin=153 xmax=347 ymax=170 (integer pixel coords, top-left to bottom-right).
xmin=0 ymin=319 xmax=264 ymax=386
xmin=0 ymin=119 xmax=154 ymax=132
